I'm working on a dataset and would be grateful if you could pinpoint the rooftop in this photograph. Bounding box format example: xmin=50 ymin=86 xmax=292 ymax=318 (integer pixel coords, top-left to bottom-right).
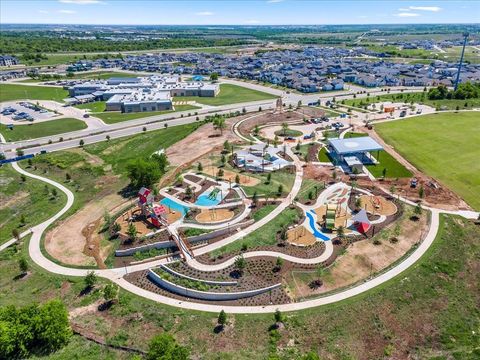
xmin=328 ymin=136 xmax=383 ymax=155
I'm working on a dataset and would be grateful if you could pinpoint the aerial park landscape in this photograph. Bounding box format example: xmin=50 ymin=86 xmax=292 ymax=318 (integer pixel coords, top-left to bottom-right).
xmin=0 ymin=1 xmax=479 ymax=359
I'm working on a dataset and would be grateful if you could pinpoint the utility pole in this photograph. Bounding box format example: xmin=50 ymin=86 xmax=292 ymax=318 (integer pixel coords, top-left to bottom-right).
xmin=454 ymin=32 xmax=469 ymax=91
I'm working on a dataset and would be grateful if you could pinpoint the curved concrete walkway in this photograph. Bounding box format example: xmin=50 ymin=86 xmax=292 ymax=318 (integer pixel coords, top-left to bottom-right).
xmin=3 ymin=134 xmax=479 ymax=314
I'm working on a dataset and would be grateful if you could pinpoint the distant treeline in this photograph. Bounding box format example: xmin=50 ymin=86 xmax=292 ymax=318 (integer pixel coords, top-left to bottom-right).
xmin=0 ymin=33 xmax=252 ymax=53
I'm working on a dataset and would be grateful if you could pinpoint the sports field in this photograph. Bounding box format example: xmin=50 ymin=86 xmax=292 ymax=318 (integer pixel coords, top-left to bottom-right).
xmin=0 ymin=118 xmax=87 ymax=141
xmin=0 ymin=84 xmax=68 ymax=102
xmin=376 ymin=112 xmax=480 ymax=209
xmin=173 ymin=83 xmax=277 ymax=106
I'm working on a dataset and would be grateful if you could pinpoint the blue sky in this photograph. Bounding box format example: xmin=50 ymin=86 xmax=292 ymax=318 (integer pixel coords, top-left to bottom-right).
xmin=1 ymin=0 xmax=479 ymax=25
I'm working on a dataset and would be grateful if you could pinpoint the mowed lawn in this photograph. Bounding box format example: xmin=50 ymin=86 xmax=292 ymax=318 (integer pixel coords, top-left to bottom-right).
xmin=0 ymin=118 xmax=87 ymax=142
xmin=92 ymin=104 xmax=199 ymax=124
xmin=376 ymin=112 xmax=480 ymax=209
xmin=0 ymin=84 xmax=68 ymax=102
xmin=173 ymin=83 xmax=277 ymax=106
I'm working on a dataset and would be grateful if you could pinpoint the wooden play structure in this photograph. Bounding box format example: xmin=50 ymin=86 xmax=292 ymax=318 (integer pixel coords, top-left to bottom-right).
xmin=325 ymin=204 xmax=337 ymax=231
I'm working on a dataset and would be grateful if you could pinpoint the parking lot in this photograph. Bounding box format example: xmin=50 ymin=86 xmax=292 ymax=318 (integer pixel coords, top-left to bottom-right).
xmin=0 ymin=101 xmax=57 ymax=124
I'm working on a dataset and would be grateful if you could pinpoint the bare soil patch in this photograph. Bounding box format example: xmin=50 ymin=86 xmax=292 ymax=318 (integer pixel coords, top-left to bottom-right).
xmin=359 ymin=194 xmax=397 ymax=216
xmin=196 ymin=208 xmax=234 ymax=223
xmin=287 ymin=225 xmax=316 ymax=246
xmin=45 ymin=193 xmax=127 ymax=267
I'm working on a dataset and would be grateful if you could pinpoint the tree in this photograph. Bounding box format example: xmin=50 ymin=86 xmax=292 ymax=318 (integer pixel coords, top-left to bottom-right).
xmin=146 ymin=333 xmax=189 ymax=360
xmin=18 ymin=257 xmax=28 ymax=274
xmin=274 ymin=309 xmax=283 ymax=324
xmin=126 ymin=159 xmax=162 ymax=189
xmin=332 ymin=170 xmax=337 ymax=182
xmin=223 ymin=140 xmax=231 ymax=152
xmin=382 ymin=167 xmax=387 ymax=179
xmin=151 ymin=153 xmax=169 ymax=173
xmin=79 ymin=139 xmax=84 ymax=147
xmin=213 ymin=117 xmax=226 ymax=135
xmin=19 ymin=213 xmax=26 ymax=226
xmin=266 ymin=172 xmax=272 ymax=184
xmin=20 ymin=174 xmax=27 ymax=182
xmin=235 ymin=174 xmax=240 ymax=184
xmin=185 ymin=185 xmax=193 ymax=199
xmin=253 ymin=124 xmax=260 ymax=136
xmin=65 ymin=173 xmax=71 ymax=181
xmin=275 ymin=257 xmax=283 ymax=270
xmin=111 ymin=222 xmax=121 ymax=235
xmin=418 ymin=185 xmax=425 ymax=199
xmin=143 ymin=126 xmax=147 ymax=132
xmin=277 ymin=184 xmax=283 ymax=195
xmin=252 ymin=191 xmax=258 ymax=207
xmin=355 ymin=197 xmax=362 ymax=210
xmin=217 ymin=168 xmax=224 ymax=178
xmin=209 ymin=72 xmax=219 ymax=82
xmin=0 ymin=300 xmax=72 ymax=359
xmin=84 ymin=271 xmax=97 ymax=290
xmin=336 ymin=226 xmax=345 ymax=240
xmin=106 ymin=135 xmax=110 ymax=141
xmin=217 ymin=310 xmax=227 ymax=329
xmin=127 ymin=223 xmax=138 ymax=241
xmin=12 ymin=228 xmax=20 ymax=241
xmin=197 ymin=162 xmax=203 ymax=172
xmin=414 ymin=203 xmax=423 ymax=217
xmin=301 ymin=352 xmax=321 ymax=360
xmin=281 ymin=122 xmax=289 ymax=136
xmin=295 ymin=141 xmax=301 ymax=151
xmin=51 ymin=188 xmax=58 ymax=198
xmin=103 ymin=283 xmax=118 ymax=304
xmin=221 ymin=154 xmax=226 ymax=165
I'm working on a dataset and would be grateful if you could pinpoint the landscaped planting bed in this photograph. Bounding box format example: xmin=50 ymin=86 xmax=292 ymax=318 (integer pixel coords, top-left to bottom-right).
xmin=124 ymin=257 xmax=291 ymax=306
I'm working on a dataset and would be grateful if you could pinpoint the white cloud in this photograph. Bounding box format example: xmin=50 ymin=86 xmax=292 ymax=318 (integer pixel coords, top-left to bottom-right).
xmin=396 ymin=12 xmax=421 ymax=17
xmin=195 ymin=11 xmax=214 ymax=16
xmin=59 ymin=0 xmax=103 ymax=4
xmin=245 ymin=19 xmax=261 ymax=24
xmin=408 ymin=6 xmax=442 ymax=12
xmin=267 ymin=0 xmax=285 ymax=3
xmin=38 ymin=10 xmax=49 ymax=14
xmin=58 ymin=9 xmax=76 ymax=14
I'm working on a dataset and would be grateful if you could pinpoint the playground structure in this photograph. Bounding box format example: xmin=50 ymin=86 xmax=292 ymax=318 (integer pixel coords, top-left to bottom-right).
xmin=138 ymin=187 xmax=167 ymax=228
xmin=325 ymin=205 xmax=337 ymax=231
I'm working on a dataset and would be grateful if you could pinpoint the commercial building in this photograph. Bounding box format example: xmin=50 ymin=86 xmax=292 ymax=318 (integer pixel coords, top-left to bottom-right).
xmin=66 ymin=75 xmax=219 ymax=113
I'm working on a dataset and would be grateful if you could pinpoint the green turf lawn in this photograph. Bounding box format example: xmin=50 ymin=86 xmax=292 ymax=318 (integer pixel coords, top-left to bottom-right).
xmin=344 ymin=92 xmax=480 ymax=110
xmin=366 ymin=150 xmax=413 ymax=179
xmin=296 ymin=178 xmax=324 ymax=203
xmin=210 ymin=206 xmax=302 ymax=257
xmin=75 ymin=101 xmax=106 ymax=112
xmin=376 ymin=112 xmax=480 ymax=209
xmin=92 ymin=104 xmax=199 ymax=124
xmin=1 ymin=214 xmax=479 ymax=359
xmin=0 ymin=84 xmax=68 ymax=102
xmin=173 ymin=83 xmax=277 ymax=106
xmin=343 ymin=132 xmax=367 ymax=139
xmin=317 ymin=147 xmax=332 ymax=163
xmin=0 ymin=165 xmax=67 ymax=245
xmin=0 ymin=118 xmax=87 ymax=142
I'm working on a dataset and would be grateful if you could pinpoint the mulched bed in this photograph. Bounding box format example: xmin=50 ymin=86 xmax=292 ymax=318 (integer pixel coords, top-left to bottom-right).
xmin=124 ymin=257 xmax=291 ymax=306
xmin=196 ymin=241 xmax=326 ymax=265
xmin=118 ymin=228 xmax=171 ymax=250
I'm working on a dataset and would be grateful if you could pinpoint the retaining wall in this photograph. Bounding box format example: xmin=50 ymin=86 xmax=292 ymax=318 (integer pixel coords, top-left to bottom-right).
xmin=160 ymin=264 xmax=237 ymax=286
xmin=148 ymin=269 xmax=281 ymax=301
xmin=115 ymin=220 xmax=255 ymax=257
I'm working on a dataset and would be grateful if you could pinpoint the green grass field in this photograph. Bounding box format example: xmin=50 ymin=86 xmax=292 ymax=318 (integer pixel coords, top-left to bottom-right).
xmin=92 ymin=105 xmax=199 ymax=124
xmin=75 ymin=101 xmax=106 ymax=113
xmin=173 ymin=84 xmax=277 ymax=106
xmin=366 ymin=150 xmax=413 ymax=179
xmin=317 ymin=147 xmax=331 ymax=163
xmin=0 ymin=84 xmax=68 ymax=102
xmin=0 ymin=165 xmax=67 ymax=245
xmin=344 ymin=92 xmax=480 ymax=110
xmin=0 ymin=118 xmax=87 ymax=142
xmin=376 ymin=112 xmax=480 ymax=209
xmin=274 ymin=129 xmax=303 ymax=137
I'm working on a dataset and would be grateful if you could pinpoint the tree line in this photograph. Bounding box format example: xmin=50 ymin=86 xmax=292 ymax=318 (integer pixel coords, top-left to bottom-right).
xmin=428 ymin=82 xmax=480 ymax=100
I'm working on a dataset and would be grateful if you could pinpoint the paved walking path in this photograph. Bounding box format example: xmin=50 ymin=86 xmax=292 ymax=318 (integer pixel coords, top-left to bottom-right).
xmin=2 ymin=129 xmax=479 ymax=314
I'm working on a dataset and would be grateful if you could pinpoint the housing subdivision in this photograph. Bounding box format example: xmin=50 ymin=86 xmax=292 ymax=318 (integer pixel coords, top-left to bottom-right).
xmin=64 ymin=75 xmax=219 ymax=113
